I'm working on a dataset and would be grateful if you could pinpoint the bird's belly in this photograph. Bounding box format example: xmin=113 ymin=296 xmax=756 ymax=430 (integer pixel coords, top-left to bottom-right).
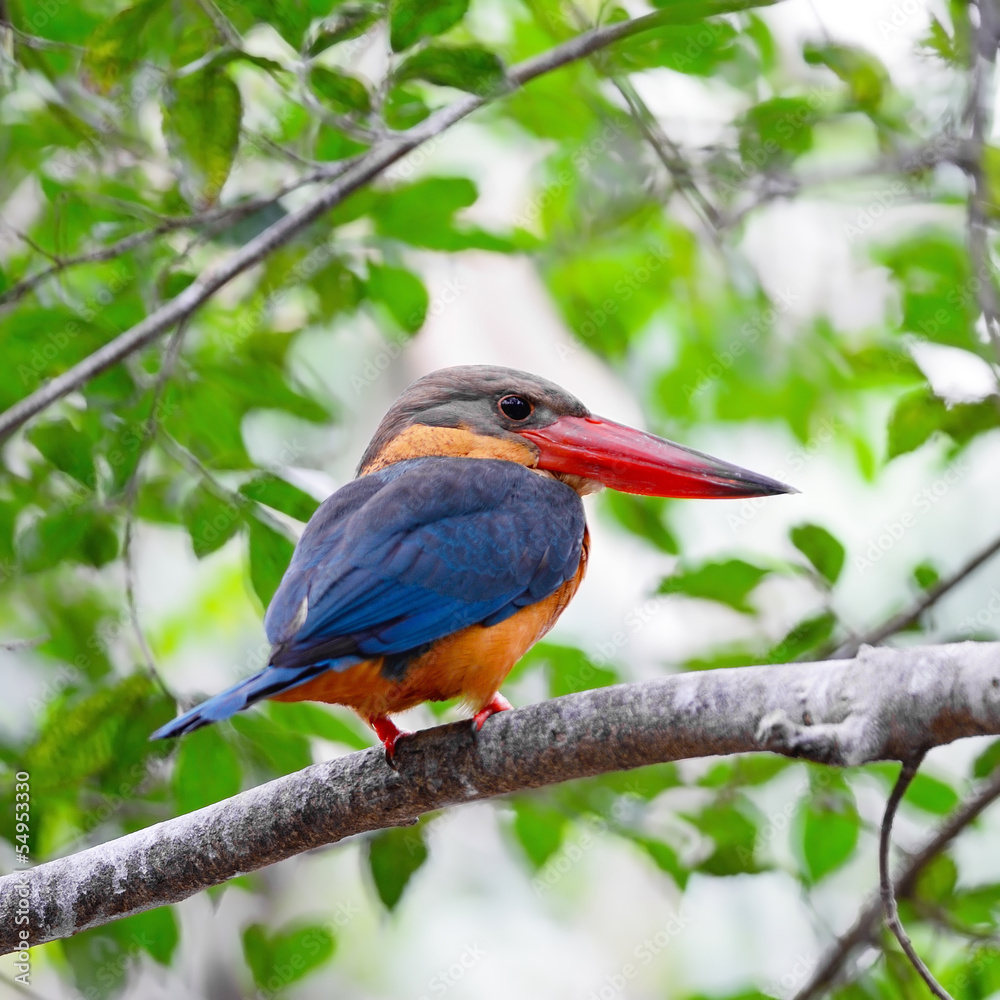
xmin=271 ymin=532 xmax=589 ymax=719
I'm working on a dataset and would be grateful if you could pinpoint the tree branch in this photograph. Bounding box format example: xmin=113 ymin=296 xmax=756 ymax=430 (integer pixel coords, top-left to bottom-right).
xmin=0 ymin=4 xmax=752 ymax=443
xmin=878 ymin=754 xmax=955 ymax=1000
xmin=795 ymin=755 xmax=1000 ymax=1000
xmin=2 ymin=640 xmax=998 ymax=953
xmin=834 ymin=531 xmax=1000 ymax=658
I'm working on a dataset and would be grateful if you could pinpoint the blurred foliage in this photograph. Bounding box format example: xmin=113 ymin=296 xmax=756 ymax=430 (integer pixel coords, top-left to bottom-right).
xmin=1 ymin=0 xmax=1000 ymax=997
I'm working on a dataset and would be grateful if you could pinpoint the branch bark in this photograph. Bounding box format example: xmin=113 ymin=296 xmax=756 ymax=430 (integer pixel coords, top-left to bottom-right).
xmin=795 ymin=764 xmax=1000 ymax=1000
xmin=2 ymin=641 xmax=999 ymax=954
xmin=0 ymin=2 xmax=768 ymax=443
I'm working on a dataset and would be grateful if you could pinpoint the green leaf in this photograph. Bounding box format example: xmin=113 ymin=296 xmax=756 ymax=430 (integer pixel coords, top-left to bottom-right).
xmin=887 ymin=387 xmax=1000 ymax=459
xmin=518 ymin=642 xmax=617 ymax=696
xmin=912 ymin=560 xmax=940 ymax=590
xmin=182 ymin=485 xmax=244 ymax=558
xmin=239 ymin=475 xmax=320 ymax=522
xmin=395 ymin=45 xmax=505 ymax=96
xmin=739 ymin=96 xmax=821 ymax=169
xmin=310 ymin=66 xmax=372 ymax=114
xmin=384 ymin=85 xmax=432 ymax=129
xmin=877 ymin=230 xmax=981 ymax=352
xmin=612 ymin=20 xmax=739 ymax=77
xmin=26 ymin=674 xmax=168 ymax=793
xmin=230 ymin=0 xmax=316 ymax=47
xmin=247 ymin=517 xmax=295 ymax=607
xmin=511 ymin=796 xmax=567 ymax=868
xmin=372 ymin=176 xmax=511 ymax=251
xmin=389 ymin=0 xmax=469 ymax=51
xmin=366 ymin=264 xmax=429 ymax=333
xmin=803 ymin=42 xmax=888 ymax=112
xmin=230 ymin=712 xmax=312 ymax=775
xmin=658 ymin=558 xmax=770 ymax=613
xmin=82 ymin=0 xmax=166 ymax=91
xmin=314 ymin=125 xmax=370 ymax=161
xmin=367 ymin=825 xmax=428 ymax=910
xmin=798 ymin=795 xmax=859 ymax=882
xmin=790 ymin=523 xmax=845 ymax=584
xmin=687 ymin=800 xmax=762 ymax=875
xmin=122 ymin=906 xmax=180 ymax=965
xmin=765 ymin=612 xmax=836 ymax=662
xmin=915 ymin=853 xmax=958 ymax=903
xmin=973 ymin=738 xmax=1000 ymax=778
xmin=633 ymin=835 xmax=689 ymax=888
xmin=602 ymin=492 xmax=679 ymax=553
xmin=28 ymin=419 xmax=97 ymax=488
xmin=17 ymin=506 xmax=119 ymax=572
xmin=266 ymin=701 xmax=372 ymax=750
xmin=173 ymin=725 xmax=241 ymax=814
xmin=162 ymin=67 xmax=242 ymax=206
xmin=242 ymin=921 xmax=336 ymax=990
xmin=307 ymin=3 xmax=381 ymax=55
xmin=903 ymin=772 xmax=959 ymax=814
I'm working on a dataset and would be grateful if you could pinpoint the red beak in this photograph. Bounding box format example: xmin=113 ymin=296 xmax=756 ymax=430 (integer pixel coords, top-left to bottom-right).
xmin=520 ymin=415 xmax=797 ymax=499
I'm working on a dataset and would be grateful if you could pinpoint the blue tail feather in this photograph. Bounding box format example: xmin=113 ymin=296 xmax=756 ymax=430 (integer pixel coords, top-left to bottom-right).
xmin=150 ymin=661 xmax=342 ymax=740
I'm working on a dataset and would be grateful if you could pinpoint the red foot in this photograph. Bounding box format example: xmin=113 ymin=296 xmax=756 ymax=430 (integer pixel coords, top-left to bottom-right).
xmin=472 ymin=692 xmax=513 ymax=732
xmin=368 ymin=715 xmax=411 ymax=766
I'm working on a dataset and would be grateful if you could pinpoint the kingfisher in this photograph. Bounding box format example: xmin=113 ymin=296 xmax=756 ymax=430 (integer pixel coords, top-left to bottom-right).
xmin=152 ymin=365 xmax=793 ymax=759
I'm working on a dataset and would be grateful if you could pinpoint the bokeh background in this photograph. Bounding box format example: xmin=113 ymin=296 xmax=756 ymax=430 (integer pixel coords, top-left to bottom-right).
xmin=2 ymin=0 xmax=1000 ymax=997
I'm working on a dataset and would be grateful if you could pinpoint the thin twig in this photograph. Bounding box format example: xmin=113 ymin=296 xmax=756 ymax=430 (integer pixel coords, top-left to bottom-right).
xmin=120 ymin=320 xmax=192 ymax=694
xmin=158 ymin=430 xmax=290 ymax=538
xmin=0 ymin=637 xmax=47 ymax=651
xmin=965 ymin=0 xmax=1000 ymax=364
xmin=1 ymin=199 xmax=273 ymax=309
xmin=879 ymin=754 xmax=955 ymax=1000
xmin=0 ymin=5 xmax=767 ymax=443
xmin=611 ymin=74 xmax=725 ymax=241
xmin=834 ymin=531 xmax=1000 ymax=658
xmin=795 ymin=751 xmax=1000 ymax=1000
xmin=191 ymin=0 xmax=242 ymax=49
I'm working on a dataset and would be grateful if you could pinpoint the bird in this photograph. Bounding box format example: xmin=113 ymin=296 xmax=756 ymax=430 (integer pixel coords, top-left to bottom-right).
xmin=151 ymin=365 xmax=794 ymax=760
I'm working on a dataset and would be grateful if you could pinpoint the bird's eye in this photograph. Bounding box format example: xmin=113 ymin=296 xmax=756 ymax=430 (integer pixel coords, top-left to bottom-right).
xmin=499 ymin=394 xmax=533 ymax=420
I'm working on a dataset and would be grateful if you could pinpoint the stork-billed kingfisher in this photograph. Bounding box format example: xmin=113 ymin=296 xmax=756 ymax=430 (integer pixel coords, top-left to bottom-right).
xmin=152 ymin=365 xmax=794 ymax=758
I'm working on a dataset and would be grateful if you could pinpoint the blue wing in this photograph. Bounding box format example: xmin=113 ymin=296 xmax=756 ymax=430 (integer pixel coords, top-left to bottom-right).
xmin=152 ymin=458 xmax=585 ymax=738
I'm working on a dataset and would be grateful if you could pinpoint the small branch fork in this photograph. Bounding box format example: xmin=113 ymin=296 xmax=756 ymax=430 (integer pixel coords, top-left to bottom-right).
xmin=0 ymin=5 xmax=743 ymax=444
xmin=1 ymin=641 xmax=998 ymax=954
xmin=834 ymin=530 xmax=1000 ymax=658
xmin=879 ymin=755 xmax=956 ymax=1000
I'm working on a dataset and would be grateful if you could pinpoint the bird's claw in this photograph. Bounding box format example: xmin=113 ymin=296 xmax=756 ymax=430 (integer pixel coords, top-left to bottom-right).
xmin=368 ymin=715 xmax=411 ymax=768
xmin=471 ymin=692 xmax=513 ymax=733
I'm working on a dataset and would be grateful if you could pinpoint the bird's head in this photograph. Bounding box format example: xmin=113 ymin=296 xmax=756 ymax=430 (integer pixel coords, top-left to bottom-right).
xmin=357 ymin=365 xmax=795 ymax=499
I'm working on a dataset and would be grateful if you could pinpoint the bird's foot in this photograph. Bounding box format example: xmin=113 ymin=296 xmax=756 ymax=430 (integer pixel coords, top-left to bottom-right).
xmin=368 ymin=715 xmax=411 ymax=768
xmin=472 ymin=692 xmax=513 ymax=732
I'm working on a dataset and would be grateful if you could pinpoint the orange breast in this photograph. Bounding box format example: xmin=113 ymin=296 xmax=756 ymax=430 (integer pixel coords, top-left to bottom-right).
xmin=272 ymin=528 xmax=590 ymax=719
